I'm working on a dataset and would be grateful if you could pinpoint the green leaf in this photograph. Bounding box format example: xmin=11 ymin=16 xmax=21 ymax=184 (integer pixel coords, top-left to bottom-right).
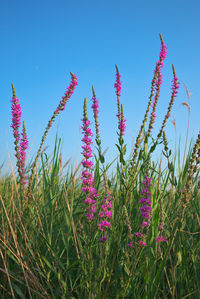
xmin=95 ymin=138 xmax=101 ymax=146
xmin=149 ymin=142 xmax=157 ymax=155
xmin=162 ymin=150 xmax=168 ymax=158
xmin=120 ymin=153 xmax=125 ymax=165
xmin=119 ymin=136 xmax=124 ymax=146
xmin=12 ymin=283 xmax=26 ymax=299
xmin=115 ymin=144 xmax=122 ymax=154
xmin=168 ymin=162 xmax=174 ymax=173
xmin=99 ymin=153 xmax=105 ymax=163
xmin=122 ymin=145 xmax=126 ymax=155
xmin=176 ymin=251 xmax=182 ymax=266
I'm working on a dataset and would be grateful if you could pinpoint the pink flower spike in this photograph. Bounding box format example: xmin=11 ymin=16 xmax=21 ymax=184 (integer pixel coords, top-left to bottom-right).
xmin=141 ymin=221 xmax=148 ymax=228
xmin=114 ymin=68 xmax=122 ymax=99
xmin=138 ymin=241 xmax=147 ymax=246
xmin=54 ymin=73 xmax=78 ymax=115
xmin=99 ymin=235 xmax=107 ymax=243
xmin=155 ymin=235 xmax=167 ymax=243
xmin=127 ymin=241 xmax=133 ymax=247
xmin=81 ymin=98 xmax=98 ymax=222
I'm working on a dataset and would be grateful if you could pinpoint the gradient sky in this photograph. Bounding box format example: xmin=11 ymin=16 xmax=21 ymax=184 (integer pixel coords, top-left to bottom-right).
xmin=1 ymin=0 xmax=200 ymax=178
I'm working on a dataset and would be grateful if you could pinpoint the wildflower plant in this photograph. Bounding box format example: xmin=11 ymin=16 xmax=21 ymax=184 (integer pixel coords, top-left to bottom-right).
xmin=129 ymin=34 xmax=167 ymax=177
xmin=11 ymin=84 xmax=28 ymax=191
xmin=27 ymin=72 xmax=78 ymax=197
xmin=90 ymin=86 xmax=113 ymax=242
xmin=3 ymin=34 xmax=199 ymax=298
xmin=114 ymin=65 xmax=127 ymax=166
xmin=81 ymin=98 xmax=98 ymax=221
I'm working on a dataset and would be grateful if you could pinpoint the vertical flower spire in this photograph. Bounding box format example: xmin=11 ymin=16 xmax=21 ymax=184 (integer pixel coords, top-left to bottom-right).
xmin=134 ymin=175 xmax=153 ymax=246
xmin=130 ymin=34 xmax=167 ymax=173
xmin=114 ymin=65 xmax=127 ymax=166
xmin=139 ymin=176 xmax=152 ymax=228
xmin=98 ymin=191 xmax=113 ymax=242
xmin=147 ymin=35 xmax=167 ymax=136
xmin=91 ymin=85 xmax=100 ymax=143
xmin=157 ymin=64 xmax=180 ymax=140
xmin=53 ymin=73 xmax=78 ymax=116
xmin=81 ymin=98 xmax=98 ymax=221
xmin=11 ymin=83 xmax=22 ymax=179
xmin=114 ymin=64 xmax=122 ymax=129
xmin=91 ymin=86 xmax=113 ymax=242
xmin=119 ymin=103 xmax=126 ymax=137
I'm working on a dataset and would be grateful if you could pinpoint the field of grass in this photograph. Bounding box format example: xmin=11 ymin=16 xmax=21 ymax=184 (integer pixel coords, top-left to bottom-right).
xmin=0 ymin=34 xmax=199 ymax=298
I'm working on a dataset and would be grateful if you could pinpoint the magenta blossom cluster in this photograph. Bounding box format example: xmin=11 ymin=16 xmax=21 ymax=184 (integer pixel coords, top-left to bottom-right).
xmin=114 ymin=68 xmax=122 ymax=121
xmin=155 ymin=224 xmax=167 ymax=243
xmin=171 ymin=73 xmax=180 ymax=97
xmin=81 ymin=116 xmax=98 ymax=221
xmin=98 ymin=191 xmax=113 ymax=242
xmin=114 ymin=71 xmax=122 ymax=100
xmin=129 ymin=176 xmax=153 ymax=247
xmin=127 ymin=233 xmax=147 ymax=247
xmin=11 ymin=95 xmax=28 ymax=185
xmin=48 ymin=73 xmax=78 ymax=128
xmin=114 ymin=67 xmax=127 ymax=138
xmin=118 ymin=114 xmax=127 ymax=136
xmin=11 ymin=97 xmax=22 ymax=140
xmin=150 ymin=40 xmax=167 ymax=125
xmin=139 ymin=176 xmax=152 ymax=227
xmin=91 ymin=95 xmax=100 ymax=137
xmin=155 ymin=235 xmax=167 ymax=243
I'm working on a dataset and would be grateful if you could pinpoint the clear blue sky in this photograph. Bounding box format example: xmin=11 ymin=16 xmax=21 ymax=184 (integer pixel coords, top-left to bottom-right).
xmin=1 ymin=0 xmax=199 ymax=178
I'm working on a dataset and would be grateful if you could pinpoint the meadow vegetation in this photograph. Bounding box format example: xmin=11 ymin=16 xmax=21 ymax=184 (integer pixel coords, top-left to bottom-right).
xmin=0 ymin=34 xmax=199 ymax=298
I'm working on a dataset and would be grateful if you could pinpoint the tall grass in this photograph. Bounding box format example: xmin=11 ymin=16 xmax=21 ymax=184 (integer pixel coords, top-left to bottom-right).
xmin=0 ymin=34 xmax=199 ymax=298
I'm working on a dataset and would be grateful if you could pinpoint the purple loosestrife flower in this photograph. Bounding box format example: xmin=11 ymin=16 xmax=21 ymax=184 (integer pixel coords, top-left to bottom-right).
xmin=135 ymin=176 xmax=153 ymax=246
xmin=155 ymin=235 xmax=167 ymax=243
xmin=171 ymin=71 xmax=180 ymax=98
xmin=81 ymin=98 xmax=98 ymax=221
xmin=11 ymin=97 xmax=22 ymax=136
xmin=11 ymin=84 xmax=22 ymax=177
xmin=91 ymin=86 xmax=100 ymax=139
xmin=98 ymin=191 xmax=113 ymax=243
xmin=50 ymin=73 xmax=78 ymax=126
xmin=130 ymin=34 xmax=167 ymax=170
xmin=20 ymin=121 xmax=28 ymax=185
xmin=114 ymin=65 xmax=122 ymax=128
xmin=156 ymin=65 xmax=180 ymax=141
xmin=28 ymin=72 xmax=78 ymax=198
xmin=119 ymin=104 xmax=127 ymax=137
xmin=114 ymin=65 xmax=122 ymax=99
xmin=148 ymin=40 xmax=167 ymax=134
xmin=155 ymin=224 xmax=167 ymax=243
xmin=139 ymin=176 xmax=152 ymax=227
xmin=138 ymin=241 xmax=147 ymax=246
xmin=127 ymin=241 xmax=133 ymax=247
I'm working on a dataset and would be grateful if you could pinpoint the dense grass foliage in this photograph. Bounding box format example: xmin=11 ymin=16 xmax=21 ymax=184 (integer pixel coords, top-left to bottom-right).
xmin=0 ymin=35 xmax=199 ymax=298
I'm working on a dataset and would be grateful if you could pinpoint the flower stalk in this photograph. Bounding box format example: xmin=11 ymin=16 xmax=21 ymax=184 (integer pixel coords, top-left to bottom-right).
xmin=11 ymin=84 xmax=28 ymax=192
xmin=114 ymin=65 xmax=127 ymax=166
xmin=81 ymin=98 xmax=98 ymax=221
xmin=27 ymin=72 xmax=78 ymax=197
xmin=91 ymin=86 xmax=113 ymax=242
xmin=130 ymin=33 xmax=167 ymax=175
